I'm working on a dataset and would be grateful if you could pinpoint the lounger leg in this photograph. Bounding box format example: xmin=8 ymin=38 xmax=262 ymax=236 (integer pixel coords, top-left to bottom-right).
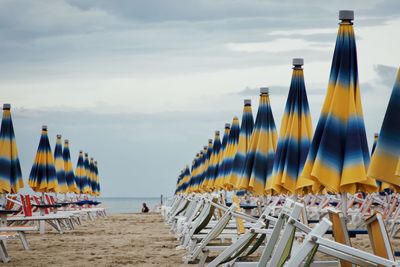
xmin=0 ymin=241 xmax=10 ymax=263
xmin=39 ymin=220 xmax=46 ymax=234
xmin=285 ymin=219 xmax=331 ymax=267
xmin=198 ymin=250 xmax=209 ymax=267
xmin=18 ymin=232 xmax=30 ymax=250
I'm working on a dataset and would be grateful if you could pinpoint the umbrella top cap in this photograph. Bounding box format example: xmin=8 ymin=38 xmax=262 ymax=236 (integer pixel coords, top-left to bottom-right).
xmin=260 ymin=87 xmax=269 ymax=94
xmin=339 ymin=10 xmax=354 ymax=21
xmin=215 ymin=130 xmax=220 ymax=135
xmin=292 ymin=58 xmax=304 ymax=67
xmin=42 ymin=125 xmax=47 ymax=131
xmin=225 ymin=123 xmax=230 ymax=128
xmin=208 ymin=139 xmax=213 ymax=143
xmin=57 ymin=134 xmax=61 ymax=138
xmin=3 ymin=104 xmax=11 ymax=110
xmin=374 ymin=133 xmax=379 ymax=137
xmin=64 ymin=139 xmax=69 ymax=143
xmin=244 ymin=99 xmax=251 ymax=105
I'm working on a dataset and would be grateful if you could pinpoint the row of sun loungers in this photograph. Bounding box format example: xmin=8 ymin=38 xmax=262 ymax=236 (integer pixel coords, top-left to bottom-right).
xmin=162 ymin=194 xmax=400 ymax=266
xmin=0 ymin=194 xmax=106 ymax=263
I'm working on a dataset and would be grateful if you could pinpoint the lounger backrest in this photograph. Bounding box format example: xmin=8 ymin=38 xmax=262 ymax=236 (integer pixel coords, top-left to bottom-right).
xmin=365 ymin=213 xmax=395 ymax=264
xmin=327 ymin=209 xmax=354 ymax=267
xmin=21 ymin=195 xmax=32 ymax=217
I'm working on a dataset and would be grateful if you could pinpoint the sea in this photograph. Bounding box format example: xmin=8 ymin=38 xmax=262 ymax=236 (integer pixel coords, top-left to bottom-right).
xmin=97 ymin=197 xmax=165 ymax=214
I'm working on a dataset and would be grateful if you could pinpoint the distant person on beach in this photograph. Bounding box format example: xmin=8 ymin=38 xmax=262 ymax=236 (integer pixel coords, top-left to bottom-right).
xmin=142 ymin=203 xmax=149 ymax=213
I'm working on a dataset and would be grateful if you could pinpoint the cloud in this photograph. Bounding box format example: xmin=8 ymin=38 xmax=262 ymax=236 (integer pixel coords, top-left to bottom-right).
xmin=373 ymin=64 xmax=398 ymax=88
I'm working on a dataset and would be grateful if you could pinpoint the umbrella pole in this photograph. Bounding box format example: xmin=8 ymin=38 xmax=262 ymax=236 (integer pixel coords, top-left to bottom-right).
xmin=341 ymin=193 xmax=348 ymax=218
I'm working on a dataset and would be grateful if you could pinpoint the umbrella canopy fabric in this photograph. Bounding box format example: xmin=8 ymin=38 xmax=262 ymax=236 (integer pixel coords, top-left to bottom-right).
xmin=227 ymin=100 xmax=254 ymax=190
xmin=200 ymin=139 xmax=213 ymax=192
xmin=300 ymin=10 xmax=376 ymax=194
xmin=94 ymin=161 xmax=100 ymax=196
xmin=174 ymin=170 xmax=184 ymax=195
xmin=187 ymin=153 xmax=200 ymax=193
xmin=214 ymin=124 xmax=231 ymax=190
xmin=82 ymin=153 xmax=92 ymax=194
xmin=193 ymin=146 xmax=207 ymax=192
xmin=0 ymin=104 xmax=24 ymax=194
xmin=28 ymin=126 xmax=58 ymax=193
xmin=180 ymin=165 xmax=191 ymax=194
xmin=368 ymin=68 xmax=400 ymax=191
xmin=269 ymin=59 xmax=313 ymax=195
xmin=63 ymin=140 xmax=78 ymax=193
xmin=221 ymin=117 xmax=240 ymax=190
xmin=204 ymin=131 xmax=222 ymax=191
xmin=236 ymin=88 xmax=277 ymax=195
xmin=89 ymin=158 xmax=97 ymax=196
xmin=74 ymin=151 xmax=86 ymax=194
xmin=54 ymin=135 xmax=68 ymax=193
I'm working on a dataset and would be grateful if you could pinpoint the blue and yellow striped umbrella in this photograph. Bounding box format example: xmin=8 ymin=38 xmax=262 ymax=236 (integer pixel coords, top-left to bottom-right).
xmin=74 ymin=151 xmax=85 ymax=194
xmin=89 ymin=158 xmax=97 ymax=196
xmin=193 ymin=146 xmax=207 ymax=192
xmin=82 ymin=153 xmax=92 ymax=194
xmin=28 ymin=126 xmax=59 ymax=193
xmin=0 ymin=104 xmax=24 ymax=193
xmin=94 ymin=161 xmax=101 ymax=196
xmin=214 ymin=123 xmax=231 ymax=190
xmin=200 ymin=139 xmax=213 ymax=191
xmin=269 ymin=59 xmax=313 ymax=195
xmin=368 ymin=68 xmax=400 ymax=191
xmin=187 ymin=153 xmax=199 ymax=193
xmin=180 ymin=165 xmax=191 ymax=194
xmin=54 ymin=135 xmax=68 ymax=193
xmin=221 ymin=117 xmax=240 ymax=190
xmin=300 ymin=11 xmax=376 ymax=194
xmin=229 ymin=99 xmax=254 ymax=190
xmin=174 ymin=170 xmax=184 ymax=195
xmin=235 ymin=88 xmax=277 ymax=195
xmin=204 ymin=131 xmax=222 ymax=191
xmin=63 ymin=140 xmax=78 ymax=194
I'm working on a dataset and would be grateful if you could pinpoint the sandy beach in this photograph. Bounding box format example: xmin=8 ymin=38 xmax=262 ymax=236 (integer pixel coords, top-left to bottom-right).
xmin=7 ymin=213 xmax=189 ymax=267
xmin=6 ymin=211 xmax=400 ymax=266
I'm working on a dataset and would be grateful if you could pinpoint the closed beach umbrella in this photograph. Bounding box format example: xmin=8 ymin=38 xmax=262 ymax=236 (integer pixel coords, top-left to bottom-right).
xmin=0 ymin=104 xmax=24 ymax=193
xmin=94 ymin=161 xmax=101 ymax=196
xmin=200 ymin=139 xmax=213 ymax=191
xmin=193 ymin=146 xmax=207 ymax=192
xmin=214 ymin=123 xmax=230 ymax=190
xmin=28 ymin=125 xmax=58 ymax=193
xmin=82 ymin=153 xmax=92 ymax=194
xmin=187 ymin=153 xmax=200 ymax=193
xmin=174 ymin=170 xmax=183 ymax=195
xmin=181 ymin=165 xmax=191 ymax=194
xmin=63 ymin=140 xmax=78 ymax=193
xmin=300 ymin=10 xmax=376 ymax=194
xmin=74 ymin=151 xmax=85 ymax=194
xmin=204 ymin=131 xmax=222 ymax=191
xmin=89 ymin=158 xmax=97 ymax=196
xmin=221 ymin=117 xmax=240 ymax=190
xmin=227 ymin=100 xmax=254 ymax=190
xmin=54 ymin=135 xmax=68 ymax=193
xmin=236 ymin=88 xmax=277 ymax=195
xmin=270 ymin=59 xmax=313 ymax=195
xmin=368 ymin=68 xmax=400 ymax=191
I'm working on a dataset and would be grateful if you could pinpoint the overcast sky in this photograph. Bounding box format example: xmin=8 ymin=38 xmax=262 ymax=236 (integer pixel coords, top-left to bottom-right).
xmin=0 ymin=0 xmax=399 ymax=197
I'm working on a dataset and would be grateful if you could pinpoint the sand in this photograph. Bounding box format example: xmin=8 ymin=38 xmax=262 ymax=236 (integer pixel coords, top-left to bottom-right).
xmin=7 ymin=213 xmax=190 ymax=267
xmin=6 ymin=212 xmax=400 ymax=266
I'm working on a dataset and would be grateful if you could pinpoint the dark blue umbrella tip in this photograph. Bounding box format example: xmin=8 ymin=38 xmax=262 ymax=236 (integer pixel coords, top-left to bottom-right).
xmin=203 ymin=145 xmax=208 ymax=149
xmin=339 ymin=10 xmax=354 ymax=21
xmin=244 ymin=99 xmax=251 ymax=106
xmin=225 ymin=123 xmax=230 ymax=129
xmin=292 ymin=58 xmax=304 ymax=67
xmin=260 ymin=87 xmax=269 ymax=94
xmin=3 ymin=104 xmax=11 ymax=110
